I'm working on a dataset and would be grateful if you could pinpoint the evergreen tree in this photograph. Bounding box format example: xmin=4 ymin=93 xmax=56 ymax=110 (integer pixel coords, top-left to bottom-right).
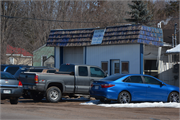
xmin=126 ymin=0 xmax=153 ymax=25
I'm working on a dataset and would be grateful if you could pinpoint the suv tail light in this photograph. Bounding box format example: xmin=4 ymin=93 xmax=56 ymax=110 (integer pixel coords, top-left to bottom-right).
xmin=18 ymin=81 xmax=23 ymax=87
xmin=101 ymin=84 xmax=115 ymax=88
xmin=34 ymin=75 xmax=38 ymax=84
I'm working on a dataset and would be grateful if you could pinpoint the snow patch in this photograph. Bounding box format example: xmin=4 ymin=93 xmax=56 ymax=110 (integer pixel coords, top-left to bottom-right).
xmin=80 ymin=100 xmax=180 ymax=108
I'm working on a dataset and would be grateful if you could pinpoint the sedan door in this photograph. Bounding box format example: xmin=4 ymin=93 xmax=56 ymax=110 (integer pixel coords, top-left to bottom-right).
xmin=123 ymin=76 xmax=148 ymax=101
xmin=143 ymin=76 xmax=168 ymax=102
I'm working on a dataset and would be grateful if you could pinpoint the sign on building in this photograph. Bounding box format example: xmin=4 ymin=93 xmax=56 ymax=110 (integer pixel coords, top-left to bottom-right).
xmin=91 ymin=29 xmax=106 ymax=45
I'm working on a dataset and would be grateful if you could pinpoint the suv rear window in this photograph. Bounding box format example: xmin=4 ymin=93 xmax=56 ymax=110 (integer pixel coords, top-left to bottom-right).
xmin=59 ymin=64 xmax=75 ymax=72
xmin=6 ymin=67 xmax=20 ymax=75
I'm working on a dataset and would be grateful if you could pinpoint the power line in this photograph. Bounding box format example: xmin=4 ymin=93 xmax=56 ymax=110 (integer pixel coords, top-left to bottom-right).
xmin=1 ymin=15 xmax=179 ymax=23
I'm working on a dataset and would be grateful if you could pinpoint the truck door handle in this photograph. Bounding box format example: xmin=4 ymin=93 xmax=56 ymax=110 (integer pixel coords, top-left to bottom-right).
xmin=148 ymin=86 xmax=151 ymax=88
xmin=128 ymin=84 xmax=131 ymax=86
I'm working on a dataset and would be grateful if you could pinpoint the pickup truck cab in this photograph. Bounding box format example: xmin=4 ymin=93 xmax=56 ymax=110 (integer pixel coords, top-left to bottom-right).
xmin=19 ymin=64 xmax=106 ymax=103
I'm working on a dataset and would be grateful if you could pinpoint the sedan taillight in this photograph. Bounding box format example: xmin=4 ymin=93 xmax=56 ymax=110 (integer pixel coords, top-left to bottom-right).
xmin=101 ymin=84 xmax=115 ymax=88
xmin=18 ymin=81 xmax=23 ymax=87
xmin=91 ymin=83 xmax=93 ymax=88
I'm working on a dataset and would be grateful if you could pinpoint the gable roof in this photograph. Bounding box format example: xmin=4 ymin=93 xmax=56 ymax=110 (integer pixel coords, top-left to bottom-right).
xmin=46 ymin=24 xmax=163 ymax=47
xmin=33 ymin=44 xmax=46 ymax=53
xmin=6 ymin=45 xmax=33 ymax=57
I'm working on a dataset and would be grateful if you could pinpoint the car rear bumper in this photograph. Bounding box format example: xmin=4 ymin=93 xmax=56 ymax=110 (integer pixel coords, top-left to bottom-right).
xmin=90 ymin=89 xmax=118 ymax=100
xmin=1 ymin=87 xmax=23 ymax=99
xmin=23 ymin=84 xmax=45 ymax=91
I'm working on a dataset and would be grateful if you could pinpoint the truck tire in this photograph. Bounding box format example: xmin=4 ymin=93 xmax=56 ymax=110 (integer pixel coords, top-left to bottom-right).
xmin=10 ymin=97 xmax=18 ymax=104
xmin=46 ymin=86 xmax=62 ymax=103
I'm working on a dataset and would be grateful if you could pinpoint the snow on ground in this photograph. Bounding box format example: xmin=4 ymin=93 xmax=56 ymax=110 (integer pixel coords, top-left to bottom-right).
xmin=80 ymin=100 xmax=180 ymax=108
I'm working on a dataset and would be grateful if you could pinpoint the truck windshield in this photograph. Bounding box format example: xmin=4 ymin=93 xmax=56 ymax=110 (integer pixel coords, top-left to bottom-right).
xmin=59 ymin=65 xmax=75 ymax=72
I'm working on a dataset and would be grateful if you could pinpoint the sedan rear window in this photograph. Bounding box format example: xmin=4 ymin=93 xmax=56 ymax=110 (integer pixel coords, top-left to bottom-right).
xmin=1 ymin=72 xmax=15 ymax=79
xmin=100 ymin=74 xmax=126 ymax=81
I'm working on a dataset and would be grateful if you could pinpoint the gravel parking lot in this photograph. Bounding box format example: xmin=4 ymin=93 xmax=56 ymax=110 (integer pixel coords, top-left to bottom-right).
xmin=1 ymin=97 xmax=179 ymax=120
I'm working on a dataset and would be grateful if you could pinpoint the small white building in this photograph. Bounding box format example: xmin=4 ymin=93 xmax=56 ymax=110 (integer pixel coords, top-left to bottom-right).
xmin=46 ymin=24 xmax=178 ymax=87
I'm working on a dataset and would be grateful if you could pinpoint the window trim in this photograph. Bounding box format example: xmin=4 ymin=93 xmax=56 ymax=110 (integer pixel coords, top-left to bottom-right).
xmin=123 ymin=76 xmax=144 ymax=84
xmin=101 ymin=61 xmax=108 ymax=74
xmin=78 ymin=66 xmax=88 ymax=77
xmin=9 ymin=57 xmax=14 ymax=64
xmin=121 ymin=61 xmax=129 ymax=74
xmin=142 ymin=75 xmax=162 ymax=85
xmin=90 ymin=67 xmax=105 ymax=77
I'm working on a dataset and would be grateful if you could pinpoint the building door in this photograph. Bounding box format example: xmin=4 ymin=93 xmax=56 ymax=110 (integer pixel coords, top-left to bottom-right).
xmin=144 ymin=60 xmax=158 ymax=78
xmin=110 ymin=60 xmax=120 ymax=75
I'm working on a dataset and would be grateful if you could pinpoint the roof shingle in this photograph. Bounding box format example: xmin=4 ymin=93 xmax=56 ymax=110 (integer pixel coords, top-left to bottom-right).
xmin=46 ymin=24 xmax=163 ymax=47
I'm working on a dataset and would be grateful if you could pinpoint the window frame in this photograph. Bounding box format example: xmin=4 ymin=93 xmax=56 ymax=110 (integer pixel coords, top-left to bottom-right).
xmin=121 ymin=61 xmax=129 ymax=74
xmin=9 ymin=57 xmax=14 ymax=64
xmin=142 ymin=76 xmax=162 ymax=85
xmin=123 ymin=76 xmax=144 ymax=83
xmin=78 ymin=66 xmax=88 ymax=77
xmin=101 ymin=61 xmax=108 ymax=74
xmin=90 ymin=67 xmax=105 ymax=77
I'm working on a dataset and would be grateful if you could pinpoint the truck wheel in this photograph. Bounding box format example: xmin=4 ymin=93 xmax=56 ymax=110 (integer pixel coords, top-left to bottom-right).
xmin=10 ymin=97 xmax=18 ymax=104
xmin=46 ymin=86 xmax=62 ymax=103
xmin=31 ymin=92 xmax=44 ymax=102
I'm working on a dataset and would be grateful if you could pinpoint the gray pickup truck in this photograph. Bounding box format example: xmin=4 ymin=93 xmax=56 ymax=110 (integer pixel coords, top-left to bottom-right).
xmin=19 ymin=64 xmax=106 ymax=103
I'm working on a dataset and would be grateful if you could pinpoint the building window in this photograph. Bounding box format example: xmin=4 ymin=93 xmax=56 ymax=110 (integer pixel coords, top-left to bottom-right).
xmin=121 ymin=61 xmax=129 ymax=74
xmin=101 ymin=61 xmax=108 ymax=74
xmin=114 ymin=63 xmax=120 ymax=73
xmin=9 ymin=57 xmax=14 ymax=64
xmin=41 ymin=56 xmax=47 ymax=66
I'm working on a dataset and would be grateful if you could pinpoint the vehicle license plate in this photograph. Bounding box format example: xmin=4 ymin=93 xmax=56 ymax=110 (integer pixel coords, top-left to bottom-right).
xmin=3 ymin=90 xmax=11 ymax=94
xmin=95 ymin=86 xmax=99 ymax=89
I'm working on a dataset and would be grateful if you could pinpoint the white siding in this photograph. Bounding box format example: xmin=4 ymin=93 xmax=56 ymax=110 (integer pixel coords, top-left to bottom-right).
xmin=86 ymin=44 xmax=141 ymax=74
xmin=63 ymin=47 xmax=83 ymax=64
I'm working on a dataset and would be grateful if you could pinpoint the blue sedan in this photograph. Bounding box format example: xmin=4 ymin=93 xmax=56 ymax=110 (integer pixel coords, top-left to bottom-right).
xmin=90 ymin=74 xmax=179 ymax=103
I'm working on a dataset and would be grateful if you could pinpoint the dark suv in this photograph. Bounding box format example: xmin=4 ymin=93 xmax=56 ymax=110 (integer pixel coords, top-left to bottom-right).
xmin=1 ymin=65 xmax=30 ymax=76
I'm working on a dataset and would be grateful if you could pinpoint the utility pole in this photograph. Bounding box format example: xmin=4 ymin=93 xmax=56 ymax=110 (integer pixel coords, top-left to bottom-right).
xmin=174 ymin=23 xmax=177 ymax=47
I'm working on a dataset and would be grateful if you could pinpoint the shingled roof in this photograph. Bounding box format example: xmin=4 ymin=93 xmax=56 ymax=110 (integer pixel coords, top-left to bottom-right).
xmin=6 ymin=45 xmax=33 ymax=57
xmin=46 ymin=24 xmax=163 ymax=47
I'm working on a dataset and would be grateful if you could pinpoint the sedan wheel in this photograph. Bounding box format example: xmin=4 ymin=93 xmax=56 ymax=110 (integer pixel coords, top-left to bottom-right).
xmin=118 ymin=91 xmax=131 ymax=104
xmin=168 ymin=92 xmax=179 ymax=103
xmin=46 ymin=86 xmax=62 ymax=103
